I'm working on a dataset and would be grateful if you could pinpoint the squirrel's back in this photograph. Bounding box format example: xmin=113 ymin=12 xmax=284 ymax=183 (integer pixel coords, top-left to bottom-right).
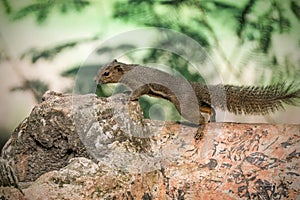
xmin=96 ymin=60 xmax=300 ymax=116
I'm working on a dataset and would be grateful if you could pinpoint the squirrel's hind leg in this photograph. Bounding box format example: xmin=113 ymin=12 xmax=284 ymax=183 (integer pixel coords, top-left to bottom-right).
xmin=194 ymin=113 xmax=206 ymax=141
xmin=209 ymin=107 xmax=216 ymax=122
xmin=199 ymin=104 xmax=216 ymax=123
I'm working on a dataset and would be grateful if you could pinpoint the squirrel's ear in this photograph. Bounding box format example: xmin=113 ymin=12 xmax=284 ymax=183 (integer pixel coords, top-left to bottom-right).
xmin=112 ymin=59 xmax=118 ymax=63
xmin=115 ymin=65 xmax=123 ymax=72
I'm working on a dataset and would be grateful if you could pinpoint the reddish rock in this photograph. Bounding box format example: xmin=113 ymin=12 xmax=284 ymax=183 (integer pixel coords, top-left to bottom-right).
xmin=1 ymin=92 xmax=299 ymax=199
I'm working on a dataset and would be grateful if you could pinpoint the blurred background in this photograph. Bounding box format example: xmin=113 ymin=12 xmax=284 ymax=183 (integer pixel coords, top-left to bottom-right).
xmin=0 ymin=0 xmax=299 ymax=152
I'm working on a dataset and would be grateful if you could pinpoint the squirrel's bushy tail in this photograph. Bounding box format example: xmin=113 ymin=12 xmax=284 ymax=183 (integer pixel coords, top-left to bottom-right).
xmin=208 ymin=82 xmax=300 ymax=115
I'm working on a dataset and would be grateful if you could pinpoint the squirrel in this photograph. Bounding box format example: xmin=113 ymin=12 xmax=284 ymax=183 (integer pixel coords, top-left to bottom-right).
xmin=95 ymin=59 xmax=300 ymax=126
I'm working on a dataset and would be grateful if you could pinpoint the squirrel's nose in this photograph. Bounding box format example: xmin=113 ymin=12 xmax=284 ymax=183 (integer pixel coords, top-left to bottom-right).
xmin=94 ymin=76 xmax=101 ymax=84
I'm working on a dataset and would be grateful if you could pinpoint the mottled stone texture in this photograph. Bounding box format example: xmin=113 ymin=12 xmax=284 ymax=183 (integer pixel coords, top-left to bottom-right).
xmin=1 ymin=91 xmax=299 ymax=199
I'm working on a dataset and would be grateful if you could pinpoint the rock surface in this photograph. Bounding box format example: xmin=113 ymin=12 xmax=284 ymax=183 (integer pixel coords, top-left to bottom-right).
xmin=1 ymin=91 xmax=299 ymax=199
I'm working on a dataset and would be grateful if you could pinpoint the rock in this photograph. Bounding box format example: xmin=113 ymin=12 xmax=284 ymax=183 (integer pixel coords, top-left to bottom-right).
xmin=1 ymin=91 xmax=91 ymax=182
xmin=1 ymin=91 xmax=299 ymax=199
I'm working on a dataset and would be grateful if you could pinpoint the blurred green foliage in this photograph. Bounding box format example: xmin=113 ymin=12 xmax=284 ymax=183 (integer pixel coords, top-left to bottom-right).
xmin=1 ymin=0 xmax=299 ymax=120
xmin=1 ymin=0 xmax=11 ymax=14
xmin=3 ymin=0 xmax=298 ymax=83
xmin=12 ymin=0 xmax=90 ymax=24
xmin=112 ymin=0 xmax=300 ymax=82
xmin=10 ymin=79 xmax=49 ymax=101
xmin=21 ymin=35 xmax=99 ymax=63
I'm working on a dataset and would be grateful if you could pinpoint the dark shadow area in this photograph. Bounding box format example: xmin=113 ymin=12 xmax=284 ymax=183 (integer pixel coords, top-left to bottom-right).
xmin=0 ymin=128 xmax=10 ymax=154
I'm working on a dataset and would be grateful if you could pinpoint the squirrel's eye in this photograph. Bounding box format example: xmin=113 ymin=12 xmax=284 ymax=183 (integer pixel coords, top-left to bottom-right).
xmin=103 ymin=71 xmax=110 ymax=76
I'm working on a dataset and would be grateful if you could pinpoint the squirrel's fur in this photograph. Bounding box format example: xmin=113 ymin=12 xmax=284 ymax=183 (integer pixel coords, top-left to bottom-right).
xmin=95 ymin=59 xmax=300 ymax=123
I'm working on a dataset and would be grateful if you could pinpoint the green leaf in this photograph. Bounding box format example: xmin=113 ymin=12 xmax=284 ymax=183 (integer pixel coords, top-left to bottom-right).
xmin=10 ymin=80 xmax=49 ymax=102
xmin=12 ymin=2 xmax=54 ymax=24
xmin=1 ymin=0 xmax=12 ymax=14
xmin=12 ymin=0 xmax=91 ymax=24
xmin=212 ymin=1 xmax=240 ymax=10
xmin=291 ymin=0 xmax=300 ymax=20
xmin=259 ymin=25 xmax=273 ymax=53
xmin=21 ymin=42 xmax=77 ymax=63
xmin=21 ymin=35 xmax=98 ymax=63
xmin=236 ymin=0 xmax=256 ymax=37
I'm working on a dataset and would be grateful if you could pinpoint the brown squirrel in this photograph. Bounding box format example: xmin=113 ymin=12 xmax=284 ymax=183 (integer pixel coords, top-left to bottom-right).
xmin=95 ymin=59 xmax=300 ymax=125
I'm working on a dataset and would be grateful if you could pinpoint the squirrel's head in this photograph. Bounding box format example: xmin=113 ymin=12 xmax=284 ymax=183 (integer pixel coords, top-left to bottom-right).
xmin=95 ymin=59 xmax=131 ymax=84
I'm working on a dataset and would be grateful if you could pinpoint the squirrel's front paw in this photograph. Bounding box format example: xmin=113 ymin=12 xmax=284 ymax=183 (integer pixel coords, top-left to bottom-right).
xmin=194 ymin=125 xmax=205 ymax=141
xmin=130 ymin=95 xmax=139 ymax=101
